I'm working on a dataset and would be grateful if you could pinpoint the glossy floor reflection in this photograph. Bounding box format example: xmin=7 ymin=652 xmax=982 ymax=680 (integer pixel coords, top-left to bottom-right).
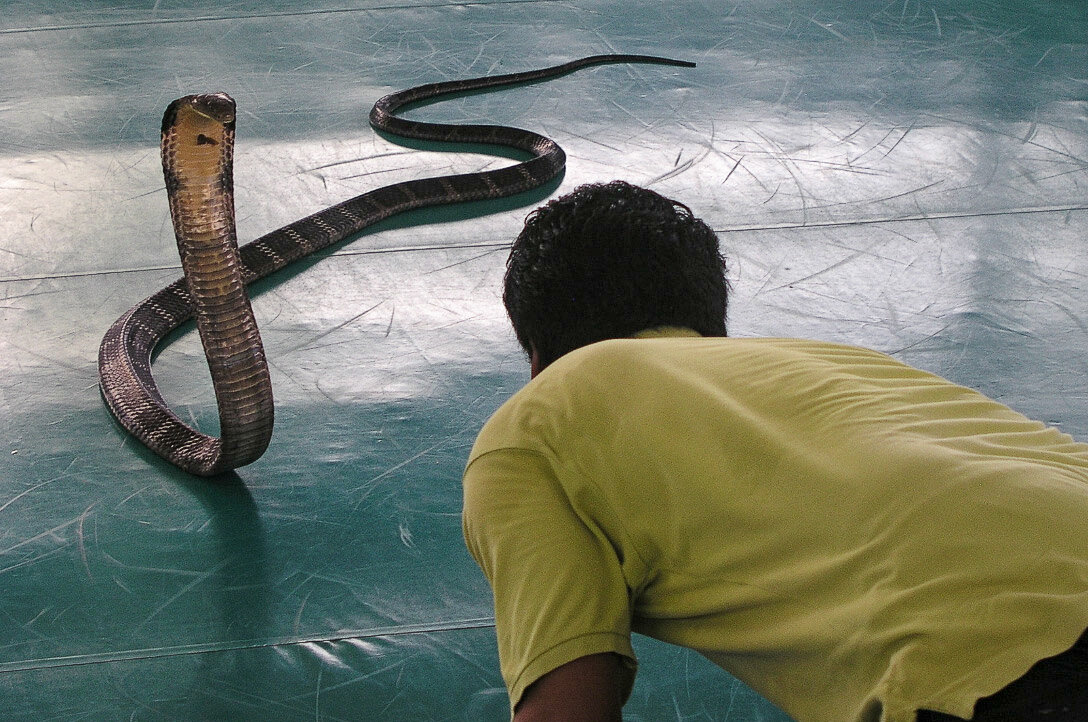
xmin=2 ymin=2 xmax=1086 ymax=720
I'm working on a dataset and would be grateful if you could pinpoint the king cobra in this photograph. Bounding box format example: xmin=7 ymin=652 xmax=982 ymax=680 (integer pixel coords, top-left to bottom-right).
xmin=98 ymin=54 xmax=695 ymax=476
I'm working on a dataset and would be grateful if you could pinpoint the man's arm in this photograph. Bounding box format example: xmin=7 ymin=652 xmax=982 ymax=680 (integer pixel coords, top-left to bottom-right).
xmin=513 ymin=653 xmax=626 ymax=722
xmin=463 ymin=447 xmax=639 ymax=716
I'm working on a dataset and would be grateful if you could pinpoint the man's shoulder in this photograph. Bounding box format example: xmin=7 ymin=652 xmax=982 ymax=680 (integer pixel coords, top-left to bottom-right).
xmin=465 ymin=339 xmax=669 ymax=466
xmin=551 ymin=333 xmax=891 ymax=384
xmin=468 ymin=335 xmax=724 ymax=460
xmin=466 ymin=335 xmax=901 ymax=466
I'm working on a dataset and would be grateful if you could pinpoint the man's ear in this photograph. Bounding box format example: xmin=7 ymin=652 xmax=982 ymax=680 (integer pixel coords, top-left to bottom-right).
xmin=530 ymin=347 xmax=543 ymax=379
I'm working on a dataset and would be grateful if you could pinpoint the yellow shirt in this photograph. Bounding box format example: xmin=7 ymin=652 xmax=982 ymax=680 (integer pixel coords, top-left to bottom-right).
xmin=462 ymin=330 xmax=1088 ymax=722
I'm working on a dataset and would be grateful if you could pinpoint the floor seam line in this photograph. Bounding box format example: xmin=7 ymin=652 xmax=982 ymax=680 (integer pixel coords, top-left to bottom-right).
xmin=0 ymin=0 xmax=559 ymax=35
xmin=715 ymin=203 xmax=1088 ymax=234
xmin=4 ymin=204 xmax=1085 ymax=285
xmin=0 ymin=616 xmax=497 ymax=675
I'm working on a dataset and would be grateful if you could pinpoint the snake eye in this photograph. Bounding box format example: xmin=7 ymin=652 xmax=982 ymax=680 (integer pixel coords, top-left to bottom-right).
xmin=196 ymin=134 xmax=218 ymax=146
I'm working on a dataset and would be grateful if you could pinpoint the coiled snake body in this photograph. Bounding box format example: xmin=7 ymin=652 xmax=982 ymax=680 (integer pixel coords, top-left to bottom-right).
xmin=98 ymin=54 xmax=694 ymax=476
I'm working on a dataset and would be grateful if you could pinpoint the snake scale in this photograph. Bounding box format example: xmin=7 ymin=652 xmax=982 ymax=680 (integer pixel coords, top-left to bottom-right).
xmin=98 ymin=54 xmax=695 ymax=476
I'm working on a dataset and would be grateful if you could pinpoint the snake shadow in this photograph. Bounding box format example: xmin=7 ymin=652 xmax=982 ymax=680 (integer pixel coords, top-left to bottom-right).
xmin=174 ymin=469 xmax=273 ymax=716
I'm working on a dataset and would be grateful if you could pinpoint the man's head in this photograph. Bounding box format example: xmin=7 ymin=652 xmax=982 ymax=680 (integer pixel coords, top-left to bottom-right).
xmin=503 ymin=181 xmax=728 ymax=372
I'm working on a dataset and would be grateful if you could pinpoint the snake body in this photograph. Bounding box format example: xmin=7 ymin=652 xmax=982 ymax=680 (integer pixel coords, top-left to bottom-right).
xmin=98 ymin=54 xmax=695 ymax=476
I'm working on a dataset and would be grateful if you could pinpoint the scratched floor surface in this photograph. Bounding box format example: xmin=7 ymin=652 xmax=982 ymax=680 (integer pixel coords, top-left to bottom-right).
xmin=2 ymin=1 xmax=1086 ymax=720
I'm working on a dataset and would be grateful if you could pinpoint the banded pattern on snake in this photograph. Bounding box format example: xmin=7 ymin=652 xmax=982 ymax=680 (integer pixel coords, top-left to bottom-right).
xmin=97 ymin=54 xmax=695 ymax=476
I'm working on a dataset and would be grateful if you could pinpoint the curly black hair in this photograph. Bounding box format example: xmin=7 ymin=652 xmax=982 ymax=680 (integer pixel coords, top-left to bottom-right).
xmin=503 ymin=180 xmax=728 ymax=369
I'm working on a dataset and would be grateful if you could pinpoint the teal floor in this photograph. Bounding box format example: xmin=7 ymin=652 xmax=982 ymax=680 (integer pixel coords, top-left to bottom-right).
xmin=2 ymin=2 xmax=1087 ymax=720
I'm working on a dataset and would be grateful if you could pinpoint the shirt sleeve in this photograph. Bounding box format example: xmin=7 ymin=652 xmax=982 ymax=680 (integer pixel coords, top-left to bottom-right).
xmin=462 ymin=446 xmax=637 ymax=714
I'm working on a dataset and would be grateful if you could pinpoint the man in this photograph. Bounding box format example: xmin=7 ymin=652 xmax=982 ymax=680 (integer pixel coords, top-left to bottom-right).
xmin=461 ymin=181 xmax=1088 ymax=721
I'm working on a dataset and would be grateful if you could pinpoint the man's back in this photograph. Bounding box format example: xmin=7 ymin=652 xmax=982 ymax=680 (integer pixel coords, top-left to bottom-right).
xmin=463 ymin=328 xmax=1088 ymax=721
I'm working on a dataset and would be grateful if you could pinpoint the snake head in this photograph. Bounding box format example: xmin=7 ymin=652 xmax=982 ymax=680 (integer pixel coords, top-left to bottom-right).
xmin=161 ymin=93 xmax=237 ymax=200
xmin=162 ymin=93 xmax=236 ymax=137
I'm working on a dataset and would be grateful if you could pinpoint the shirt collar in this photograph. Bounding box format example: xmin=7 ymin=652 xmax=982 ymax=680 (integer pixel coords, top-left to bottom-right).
xmin=630 ymin=326 xmax=703 ymax=340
